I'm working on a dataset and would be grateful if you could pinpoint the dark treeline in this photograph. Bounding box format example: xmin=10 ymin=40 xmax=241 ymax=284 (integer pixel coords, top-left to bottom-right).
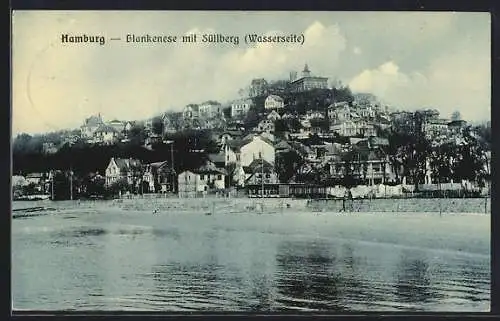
xmin=13 ymin=129 xmax=219 ymax=176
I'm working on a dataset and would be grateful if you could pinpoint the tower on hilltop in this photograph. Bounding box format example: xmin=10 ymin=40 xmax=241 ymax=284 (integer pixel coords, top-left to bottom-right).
xmin=302 ymin=63 xmax=311 ymax=78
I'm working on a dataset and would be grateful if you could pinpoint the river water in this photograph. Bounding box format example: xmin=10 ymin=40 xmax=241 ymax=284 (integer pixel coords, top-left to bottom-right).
xmin=12 ymin=200 xmax=490 ymax=312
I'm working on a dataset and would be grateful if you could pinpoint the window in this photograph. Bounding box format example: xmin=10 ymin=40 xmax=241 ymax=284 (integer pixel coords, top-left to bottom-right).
xmin=217 ymin=175 xmax=222 ymax=180
xmin=259 ymin=152 xmax=262 ymax=159
xmin=200 ymin=174 xmax=205 ymax=180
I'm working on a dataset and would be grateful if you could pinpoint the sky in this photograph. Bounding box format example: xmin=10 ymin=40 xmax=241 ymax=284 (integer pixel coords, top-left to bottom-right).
xmin=12 ymin=11 xmax=490 ymax=135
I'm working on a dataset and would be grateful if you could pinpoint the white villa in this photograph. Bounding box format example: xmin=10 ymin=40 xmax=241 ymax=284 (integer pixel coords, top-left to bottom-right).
xmin=264 ymin=95 xmax=284 ymax=110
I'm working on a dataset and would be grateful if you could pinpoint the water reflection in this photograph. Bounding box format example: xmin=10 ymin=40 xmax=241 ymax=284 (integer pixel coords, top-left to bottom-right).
xmin=12 ymin=208 xmax=491 ymax=312
xmin=275 ymin=240 xmax=346 ymax=311
xmin=394 ymin=250 xmax=438 ymax=308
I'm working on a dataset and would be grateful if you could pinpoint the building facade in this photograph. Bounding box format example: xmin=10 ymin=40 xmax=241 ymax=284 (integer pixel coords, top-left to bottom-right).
xmin=81 ymin=114 xmax=105 ymax=138
xmin=290 ymin=64 xmax=329 ymax=93
xmin=231 ymin=99 xmax=252 ymax=119
xmin=239 ymin=136 xmax=275 ymax=167
xmin=177 ymin=163 xmax=226 ymax=198
xmin=105 ymin=157 xmax=143 ymax=187
xmin=199 ymin=101 xmax=223 ymax=119
xmin=264 ymin=95 xmax=285 ymax=110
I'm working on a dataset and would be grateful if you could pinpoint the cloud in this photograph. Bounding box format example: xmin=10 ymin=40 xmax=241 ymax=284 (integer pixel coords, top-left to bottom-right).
xmin=12 ymin=15 xmax=347 ymax=134
xmin=12 ymin=11 xmax=489 ymax=135
xmin=348 ymin=51 xmax=490 ymax=122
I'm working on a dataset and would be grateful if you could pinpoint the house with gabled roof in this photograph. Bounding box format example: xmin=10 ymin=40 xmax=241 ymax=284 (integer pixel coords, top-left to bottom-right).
xmin=254 ymin=119 xmax=275 ymax=133
xmin=142 ymin=160 xmax=176 ymax=193
xmin=107 ymin=119 xmax=125 ymax=134
xmin=244 ymin=158 xmax=279 ymax=185
xmin=93 ymin=124 xmax=119 ymax=144
xmin=221 ymin=134 xmax=275 ymax=168
xmin=81 ymin=114 xmax=105 ymax=138
xmin=208 ymin=152 xmax=226 ymax=168
xmin=264 ymin=95 xmax=284 ymax=110
xmin=105 ymin=157 xmax=143 ymax=187
xmin=177 ymin=161 xmax=227 ymax=197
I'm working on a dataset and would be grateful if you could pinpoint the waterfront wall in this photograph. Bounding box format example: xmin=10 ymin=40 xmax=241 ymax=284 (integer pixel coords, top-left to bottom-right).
xmin=307 ymin=197 xmax=491 ymax=214
xmin=13 ymin=196 xmax=490 ymax=214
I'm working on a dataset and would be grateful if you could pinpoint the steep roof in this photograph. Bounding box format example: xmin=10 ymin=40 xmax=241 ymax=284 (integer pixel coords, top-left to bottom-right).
xmin=95 ymin=124 xmax=117 ymax=133
xmin=275 ymin=140 xmax=292 ymax=150
xmin=185 ymin=104 xmax=199 ymax=112
xmin=266 ymin=94 xmax=284 ymax=102
xmin=208 ymin=153 xmax=226 ymax=164
xmin=149 ymin=161 xmax=169 ymax=168
xmin=201 ymin=100 xmax=221 ymax=106
xmin=113 ymin=158 xmax=143 ymax=172
xmin=244 ymin=159 xmax=274 ymax=174
xmin=193 ymin=161 xmax=227 ymax=175
xmin=84 ymin=115 xmax=103 ymax=127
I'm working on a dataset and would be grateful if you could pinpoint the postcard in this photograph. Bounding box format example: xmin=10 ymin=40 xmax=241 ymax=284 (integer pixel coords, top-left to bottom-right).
xmin=11 ymin=10 xmax=491 ymax=313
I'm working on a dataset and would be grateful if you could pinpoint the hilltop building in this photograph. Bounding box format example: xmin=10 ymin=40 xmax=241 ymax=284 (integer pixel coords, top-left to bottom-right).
xmin=290 ymin=64 xmax=329 ymax=92
xmin=81 ymin=114 xmax=105 ymax=138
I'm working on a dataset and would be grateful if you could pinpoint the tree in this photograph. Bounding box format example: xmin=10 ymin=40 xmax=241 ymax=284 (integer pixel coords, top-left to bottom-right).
xmin=128 ymin=123 xmax=147 ymax=144
xmin=151 ymin=116 xmax=164 ymax=136
xmin=106 ymin=178 xmax=129 ymax=196
xmin=243 ymin=108 xmax=260 ymax=130
xmin=275 ymin=150 xmax=304 ymax=183
xmin=274 ymin=119 xmax=288 ymax=134
xmin=285 ymin=118 xmax=302 ymax=133
xmin=451 ymin=111 xmax=462 ymax=121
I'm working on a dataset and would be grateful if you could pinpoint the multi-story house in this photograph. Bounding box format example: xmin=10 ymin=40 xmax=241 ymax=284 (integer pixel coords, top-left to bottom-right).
xmin=328 ymin=147 xmax=391 ymax=186
xmin=330 ymin=120 xmax=377 ymax=138
xmin=422 ymin=118 xmax=450 ymax=139
xmin=199 ymin=101 xmax=223 ymax=119
xmin=107 ymin=120 xmax=125 ymax=134
xmin=231 ymin=99 xmax=253 ymax=119
xmin=249 ymin=78 xmax=268 ymax=98
xmin=81 ymin=114 xmax=105 ymax=138
xmin=183 ymin=104 xmax=200 ymax=121
xmin=162 ymin=113 xmax=178 ymax=134
xmin=25 ymin=173 xmax=46 ymax=193
xmin=255 ymin=119 xmax=275 ymax=133
xmin=239 ymin=136 xmax=275 ymax=167
xmin=142 ymin=161 xmax=176 ymax=193
xmin=289 ymin=64 xmax=329 ymax=92
xmin=447 ymin=119 xmax=468 ymax=135
xmin=222 ymin=135 xmax=275 ymax=168
xmin=177 ymin=162 xmax=226 ymax=197
xmin=305 ymin=110 xmax=325 ymax=120
xmin=390 ymin=111 xmax=417 ymax=135
xmin=266 ymin=110 xmax=281 ymax=122
xmin=264 ymin=95 xmax=285 ymax=110
xmin=358 ymin=105 xmax=376 ymax=119
xmin=93 ymin=125 xmax=119 ymax=144
xmin=42 ymin=142 xmax=58 ymax=154
xmin=244 ymin=159 xmax=279 ymax=185
xmin=105 ymin=157 xmax=143 ymax=187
